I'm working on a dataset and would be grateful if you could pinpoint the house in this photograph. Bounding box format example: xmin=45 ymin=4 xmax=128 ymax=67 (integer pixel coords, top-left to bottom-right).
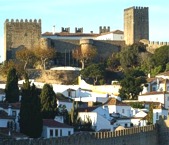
xmin=138 ymin=92 xmax=169 ymax=109
xmin=153 ymin=105 xmax=168 ymax=124
xmin=95 ymin=30 xmax=124 ymax=41
xmin=42 ymin=119 xmax=74 ymax=138
xmin=0 ymin=103 xmax=20 ymax=131
xmin=103 ymin=97 xmax=132 ymax=117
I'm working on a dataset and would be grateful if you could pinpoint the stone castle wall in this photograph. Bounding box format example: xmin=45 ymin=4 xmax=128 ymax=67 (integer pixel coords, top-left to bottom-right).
xmin=0 ymin=125 xmax=158 ymax=145
xmin=4 ymin=19 xmax=41 ymax=60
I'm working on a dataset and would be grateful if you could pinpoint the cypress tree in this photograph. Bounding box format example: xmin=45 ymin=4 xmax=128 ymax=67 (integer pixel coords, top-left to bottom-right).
xmin=5 ymin=68 xmax=19 ymax=103
xmin=19 ymin=73 xmax=43 ymax=138
xmin=40 ymin=84 xmax=57 ymax=119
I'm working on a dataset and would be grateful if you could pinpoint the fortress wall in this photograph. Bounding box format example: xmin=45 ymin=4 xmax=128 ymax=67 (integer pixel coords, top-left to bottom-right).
xmin=0 ymin=125 xmax=158 ymax=145
xmin=27 ymin=69 xmax=80 ymax=84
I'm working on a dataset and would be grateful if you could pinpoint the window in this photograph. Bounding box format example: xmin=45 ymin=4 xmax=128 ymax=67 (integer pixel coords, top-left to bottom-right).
xmin=122 ymin=109 xmax=125 ymax=114
xmin=152 ymin=87 xmax=156 ymax=91
xmin=50 ymin=129 xmax=53 ymax=137
xmin=125 ymin=123 xmax=127 ymax=127
xmin=55 ymin=129 xmax=58 ymax=137
xmin=156 ymin=112 xmax=159 ymax=120
xmin=68 ymin=131 xmax=71 ymax=135
xmin=60 ymin=129 xmax=62 ymax=137
xmin=12 ymin=111 xmax=16 ymax=116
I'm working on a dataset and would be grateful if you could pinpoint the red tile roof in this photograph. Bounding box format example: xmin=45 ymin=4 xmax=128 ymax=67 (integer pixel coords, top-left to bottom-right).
xmin=0 ymin=110 xmax=15 ymax=119
xmin=0 ymin=103 xmax=20 ymax=110
xmin=43 ymin=119 xmax=73 ymax=128
xmin=104 ymin=98 xmax=129 ymax=106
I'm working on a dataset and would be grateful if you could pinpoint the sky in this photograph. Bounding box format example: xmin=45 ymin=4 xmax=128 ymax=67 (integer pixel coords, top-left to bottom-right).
xmin=0 ymin=0 xmax=169 ymax=62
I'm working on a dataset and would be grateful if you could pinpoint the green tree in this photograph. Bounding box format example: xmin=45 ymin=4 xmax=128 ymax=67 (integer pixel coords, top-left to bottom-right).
xmin=5 ymin=68 xmax=19 ymax=103
xmin=19 ymin=73 xmax=43 ymax=138
xmin=119 ymin=69 xmax=147 ymax=100
xmin=151 ymin=45 xmax=169 ymax=71
xmin=58 ymin=104 xmax=69 ymax=124
xmin=40 ymin=84 xmax=57 ymax=119
xmin=81 ymin=63 xmax=105 ymax=85
xmin=119 ymin=42 xmax=147 ymax=70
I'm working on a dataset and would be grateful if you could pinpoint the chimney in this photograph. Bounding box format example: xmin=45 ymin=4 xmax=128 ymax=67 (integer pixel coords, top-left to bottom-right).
xmin=53 ymin=25 xmax=56 ymax=34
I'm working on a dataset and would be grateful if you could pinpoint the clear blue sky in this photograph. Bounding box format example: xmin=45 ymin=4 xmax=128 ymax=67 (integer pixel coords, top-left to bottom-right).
xmin=0 ymin=0 xmax=169 ymax=62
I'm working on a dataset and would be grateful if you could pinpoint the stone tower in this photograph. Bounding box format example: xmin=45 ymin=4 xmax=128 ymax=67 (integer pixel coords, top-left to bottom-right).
xmin=124 ymin=6 xmax=149 ymax=45
xmin=4 ymin=19 xmax=41 ymax=60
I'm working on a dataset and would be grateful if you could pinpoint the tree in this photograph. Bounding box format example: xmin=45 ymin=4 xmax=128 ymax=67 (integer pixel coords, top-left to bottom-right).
xmin=5 ymin=68 xmax=19 ymax=103
xmin=40 ymin=84 xmax=57 ymax=119
xmin=119 ymin=69 xmax=147 ymax=100
xmin=58 ymin=104 xmax=69 ymax=124
xmin=119 ymin=42 xmax=147 ymax=70
xmin=16 ymin=48 xmax=35 ymax=70
xmin=81 ymin=63 xmax=105 ymax=85
xmin=33 ymin=47 xmax=56 ymax=70
xmin=72 ymin=45 xmax=97 ymax=69
xmin=0 ymin=60 xmax=24 ymax=79
xmin=151 ymin=45 xmax=169 ymax=71
xmin=19 ymin=73 xmax=43 ymax=138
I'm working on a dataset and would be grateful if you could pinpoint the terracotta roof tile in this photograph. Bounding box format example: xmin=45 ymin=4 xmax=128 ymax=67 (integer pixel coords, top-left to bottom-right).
xmin=104 ymin=98 xmax=129 ymax=106
xmin=43 ymin=119 xmax=73 ymax=128
xmin=77 ymin=106 xmax=98 ymax=112
xmin=0 ymin=103 xmax=20 ymax=110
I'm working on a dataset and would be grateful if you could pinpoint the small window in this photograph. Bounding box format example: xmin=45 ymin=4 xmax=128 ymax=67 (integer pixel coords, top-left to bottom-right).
xmin=68 ymin=131 xmax=71 ymax=135
xmin=50 ymin=129 xmax=53 ymax=137
xmin=60 ymin=129 xmax=62 ymax=137
xmin=125 ymin=123 xmax=127 ymax=127
xmin=55 ymin=129 xmax=58 ymax=137
xmin=122 ymin=109 xmax=125 ymax=114
xmin=12 ymin=111 xmax=16 ymax=116
xmin=152 ymin=87 xmax=156 ymax=91
xmin=130 ymin=123 xmax=133 ymax=127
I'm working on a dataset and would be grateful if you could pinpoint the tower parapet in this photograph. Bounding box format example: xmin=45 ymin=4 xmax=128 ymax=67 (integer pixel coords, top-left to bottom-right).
xmin=99 ymin=26 xmax=110 ymax=34
xmin=75 ymin=27 xmax=83 ymax=33
xmin=61 ymin=27 xmax=70 ymax=33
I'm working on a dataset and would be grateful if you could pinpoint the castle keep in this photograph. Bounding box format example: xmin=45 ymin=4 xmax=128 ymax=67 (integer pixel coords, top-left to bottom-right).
xmin=4 ymin=19 xmax=41 ymax=60
xmin=124 ymin=6 xmax=149 ymax=45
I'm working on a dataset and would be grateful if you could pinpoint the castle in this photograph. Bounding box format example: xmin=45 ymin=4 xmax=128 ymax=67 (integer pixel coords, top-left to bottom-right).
xmin=3 ymin=6 xmax=169 ymax=62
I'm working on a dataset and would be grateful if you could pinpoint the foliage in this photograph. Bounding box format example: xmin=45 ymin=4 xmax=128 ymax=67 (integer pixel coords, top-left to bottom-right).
xmin=146 ymin=103 xmax=154 ymax=125
xmin=0 ymin=60 xmax=24 ymax=79
xmin=128 ymin=102 xmax=144 ymax=109
xmin=151 ymin=45 xmax=169 ymax=71
xmin=16 ymin=48 xmax=35 ymax=70
xmin=75 ymin=116 xmax=94 ymax=131
xmin=33 ymin=47 xmax=56 ymax=70
xmin=119 ymin=42 xmax=148 ymax=72
xmin=119 ymin=68 xmax=147 ymax=100
xmin=40 ymin=84 xmax=57 ymax=119
xmin=106 ymin=53 xmax=120 ymax=70
xmin=5 ymin=68 xmax=19 ymax=103
xmin=81 ymin=63 xmax=105 ymax=85
xmin=19 ymin=73 xmax=43 ymax=138
xmin=150 ymin=65 xmax=163 ymax=77
xmin=72 ymin=45 xmax=97 ymax=69
xmin=57 ymin=104 xmax=70 ymax=124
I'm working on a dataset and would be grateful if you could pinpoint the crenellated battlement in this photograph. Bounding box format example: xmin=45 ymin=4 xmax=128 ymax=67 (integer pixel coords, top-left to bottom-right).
xmin=149 ymin=41 xmax=169 ymax=46
xmin=134 ymin=6 xmax=148 ymax=10
xmin=5 ymin=19 xmax=41 ymax=24
xmin=99 ymin=26 xmax=110 ymax=34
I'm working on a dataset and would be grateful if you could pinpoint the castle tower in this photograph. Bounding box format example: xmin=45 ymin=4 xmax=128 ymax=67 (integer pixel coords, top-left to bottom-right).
xmin=124 ymin=6 xmax=149 ymax=45
xmin=4 ymin=19 xmax=41 ymax=60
